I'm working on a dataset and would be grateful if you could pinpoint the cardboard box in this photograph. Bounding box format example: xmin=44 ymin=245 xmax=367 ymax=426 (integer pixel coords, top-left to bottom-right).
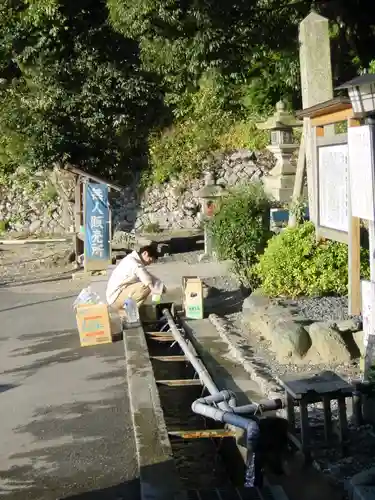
xmin=182 ymin=276 xmax=204 ymax=320
xmin=76 ymin=303 xmax=112 ymax=347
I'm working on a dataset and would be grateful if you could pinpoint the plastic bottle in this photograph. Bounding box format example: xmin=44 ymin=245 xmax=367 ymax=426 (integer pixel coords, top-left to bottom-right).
xmin=151 ymin=280 xmax=164 ymax=304
xmin=123 ymin=297 xmax=140 ymax=327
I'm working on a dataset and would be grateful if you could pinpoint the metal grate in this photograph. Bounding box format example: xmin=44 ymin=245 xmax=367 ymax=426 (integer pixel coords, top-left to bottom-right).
xmin=187 ymin=487 xmax=275 ymax=500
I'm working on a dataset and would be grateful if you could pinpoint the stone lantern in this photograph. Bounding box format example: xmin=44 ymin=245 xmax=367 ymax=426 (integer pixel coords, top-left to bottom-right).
xmin=196 ymin=171 xmax=225 ymax=259
xmin=257 ymin=101 xmax=302 ymax=202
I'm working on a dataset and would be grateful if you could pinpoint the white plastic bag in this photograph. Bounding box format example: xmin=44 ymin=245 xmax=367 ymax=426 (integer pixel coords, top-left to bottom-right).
xmin=73 ymin=286 xmax=102 ymax=310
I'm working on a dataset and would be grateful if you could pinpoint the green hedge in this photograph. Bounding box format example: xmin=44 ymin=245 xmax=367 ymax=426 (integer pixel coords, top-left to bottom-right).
xmin=255 ymin=221 xmax=370 ymax=297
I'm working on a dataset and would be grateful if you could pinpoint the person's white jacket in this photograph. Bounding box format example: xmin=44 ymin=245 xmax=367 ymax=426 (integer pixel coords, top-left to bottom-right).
xmin=106 ymin=250 xmax=155 ymax=305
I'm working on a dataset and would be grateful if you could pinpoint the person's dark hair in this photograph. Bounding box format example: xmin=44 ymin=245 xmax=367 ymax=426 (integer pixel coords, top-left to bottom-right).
xmin=139 ymin=244 xmax=159 ymax=260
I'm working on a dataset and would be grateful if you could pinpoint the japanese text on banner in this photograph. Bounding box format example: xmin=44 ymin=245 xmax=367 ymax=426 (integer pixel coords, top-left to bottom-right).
xmin=84 ymin=183 xmax=110 ymax=262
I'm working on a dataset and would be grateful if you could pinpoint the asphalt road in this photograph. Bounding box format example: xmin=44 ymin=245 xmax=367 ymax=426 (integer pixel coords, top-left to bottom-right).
xmin=0 ymin=279 xmax=139 ymax=500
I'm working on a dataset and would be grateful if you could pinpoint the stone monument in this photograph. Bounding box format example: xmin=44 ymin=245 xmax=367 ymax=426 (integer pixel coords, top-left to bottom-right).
xmin=299 ymin=11 xmax=334 ymax=222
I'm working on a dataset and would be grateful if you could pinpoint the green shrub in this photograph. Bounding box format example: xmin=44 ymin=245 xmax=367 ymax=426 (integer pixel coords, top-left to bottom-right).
xmin=209 ymin=182 xmax=272 ymax=286
xmin=217 ymin=120 xmax=268 ymax=152
xmin=146 ymin=71 xmax=270 ymax=185
xmin=40 ymin=184 xmax=58 ymax=203
xmin=256 ymin=221 xmax=370 ymax=298
xmin=142 ymin=222 xmax=162 ymax=234
xmin=0 ymin=220 xmax=8 ymax=233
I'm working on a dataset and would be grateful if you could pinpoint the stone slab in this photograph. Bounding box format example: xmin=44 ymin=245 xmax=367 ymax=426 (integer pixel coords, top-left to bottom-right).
xmin=124 ymin=324 xmax=187 ymax=500
xmin=278 ymin=371 xmax=352 ymax=400
xmin=182 ymin=317 xmax=263 ymax=405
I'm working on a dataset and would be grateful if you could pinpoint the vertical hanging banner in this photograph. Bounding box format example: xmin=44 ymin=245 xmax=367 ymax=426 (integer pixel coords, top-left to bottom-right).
xmin=84 ymin=182 xmax=110 ymax=271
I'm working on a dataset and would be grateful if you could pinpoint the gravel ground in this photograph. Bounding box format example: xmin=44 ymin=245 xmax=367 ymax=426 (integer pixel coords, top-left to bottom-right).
xmin=292 ymin=296 xmax=357 ymax=322
xmin=0 ymin=241 xmax=74 ymax=284
xmin=159 ymin=250 xmax=203 ymax=265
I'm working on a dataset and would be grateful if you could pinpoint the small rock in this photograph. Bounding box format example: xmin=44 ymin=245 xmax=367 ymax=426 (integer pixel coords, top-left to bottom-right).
xmin=242 ymin=290 xmax=271 ymax=312
xmin=336 ymin=318 xmax=362 ymax=333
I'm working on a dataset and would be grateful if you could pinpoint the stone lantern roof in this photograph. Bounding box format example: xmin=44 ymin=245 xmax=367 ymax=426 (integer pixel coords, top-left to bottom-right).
xmin=197 ymin=171 xmax=225 ymax=199
xmin=256 ymin=101 xmax=302 ymax=131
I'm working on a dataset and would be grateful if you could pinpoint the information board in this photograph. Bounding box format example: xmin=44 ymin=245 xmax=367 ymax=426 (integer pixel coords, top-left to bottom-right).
xmin=318 ymin=144 xmax=348 ymax=233
xmin=84 ymin=182 xmax=111 ymax=271
xmin=348 ymin=125 xmax=375 ymax=221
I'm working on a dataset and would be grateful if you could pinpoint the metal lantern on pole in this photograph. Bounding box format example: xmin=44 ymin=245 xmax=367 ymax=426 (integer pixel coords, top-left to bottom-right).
xmin=337 ymin=74 xmax=375 ymax=119
xmin=337 ymin=72 xmax=375 ymax=383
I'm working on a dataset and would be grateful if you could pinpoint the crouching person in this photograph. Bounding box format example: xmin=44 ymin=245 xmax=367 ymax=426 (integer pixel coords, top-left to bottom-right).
xmin=106 ymin=245 xmax=160 ymax=316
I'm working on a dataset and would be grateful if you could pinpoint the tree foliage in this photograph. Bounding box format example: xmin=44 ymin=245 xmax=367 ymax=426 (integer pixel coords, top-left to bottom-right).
xmin=1 ymin=0 xmax=375 ymax=182
xmin=107 ymin=0 xmax=303 ymax=113
xmin=108 ymin=0 xmax=375 ymax=114
xmin=0 ymin=0 xmax=164 ymax=180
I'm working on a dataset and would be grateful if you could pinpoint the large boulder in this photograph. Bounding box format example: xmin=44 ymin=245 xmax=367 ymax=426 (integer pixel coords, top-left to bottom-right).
xmin=242 ymin=291 xmax=311 ymax=363
xmin=308 ymin=322 xmax=352 ymax=364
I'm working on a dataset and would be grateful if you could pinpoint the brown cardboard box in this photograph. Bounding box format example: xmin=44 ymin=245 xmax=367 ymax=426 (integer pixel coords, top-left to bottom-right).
xmin=182 ymin=276 xmax=204 ymax=320
xmin=76 ymin=303 xmax=112 ymax=347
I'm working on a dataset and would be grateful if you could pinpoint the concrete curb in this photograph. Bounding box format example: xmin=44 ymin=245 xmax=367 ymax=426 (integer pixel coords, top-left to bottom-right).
xmin=208 ymin=313 xmax=284 ymax=400
xmin=123 ymin=325 xmax=187 ymax=500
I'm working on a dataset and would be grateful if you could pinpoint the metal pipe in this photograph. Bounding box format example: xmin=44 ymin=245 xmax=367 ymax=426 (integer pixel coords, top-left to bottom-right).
xmin=232 ymin=398 xmax=283 ymax=414
xmin=192 ymin=399 xmax=262 ymax=488
xmin=194 ymin=392 xmax=283 ymax=415
xmin=162 ymin=309 xmax=236 ymax=410
xmin=196 ymin=390 xmax=236 ymax=405
xmin=161 ymin=309 xmax=282 ymax=488
xmin=162 ymin=309 xmax=283 ymax=413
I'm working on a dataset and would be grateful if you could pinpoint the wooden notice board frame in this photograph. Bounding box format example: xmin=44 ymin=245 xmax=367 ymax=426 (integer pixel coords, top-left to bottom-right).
xmin=296 ymin=97 xmax=361 ymax=315
xmin=64 ymin=165 xmax=122 ymax=271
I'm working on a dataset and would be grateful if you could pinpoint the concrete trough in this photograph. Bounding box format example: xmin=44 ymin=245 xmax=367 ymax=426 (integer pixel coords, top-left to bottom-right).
xmin=123 ymin=323 xmax=187 ymax=500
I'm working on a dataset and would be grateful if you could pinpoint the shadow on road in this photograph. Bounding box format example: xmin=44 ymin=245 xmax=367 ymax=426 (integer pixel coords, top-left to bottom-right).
xmin=62 ymin=478 xmax=140 ymax=499
xmin=0 ymin=384 xmax=17 ymax=394
xmin=0 ymin=294 xmax=77 ymax=313
xmin=167 ymin=234 xmax=204 ymax=255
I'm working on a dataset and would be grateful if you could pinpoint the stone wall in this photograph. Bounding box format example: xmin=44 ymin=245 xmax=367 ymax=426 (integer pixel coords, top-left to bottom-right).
xmin=113 ymin=149 xmax=274 ymax=231
xmin=0 ymin=166 xmax=75 ymax=235
xmin=0 ymin=149 xmax=274 ymax=235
